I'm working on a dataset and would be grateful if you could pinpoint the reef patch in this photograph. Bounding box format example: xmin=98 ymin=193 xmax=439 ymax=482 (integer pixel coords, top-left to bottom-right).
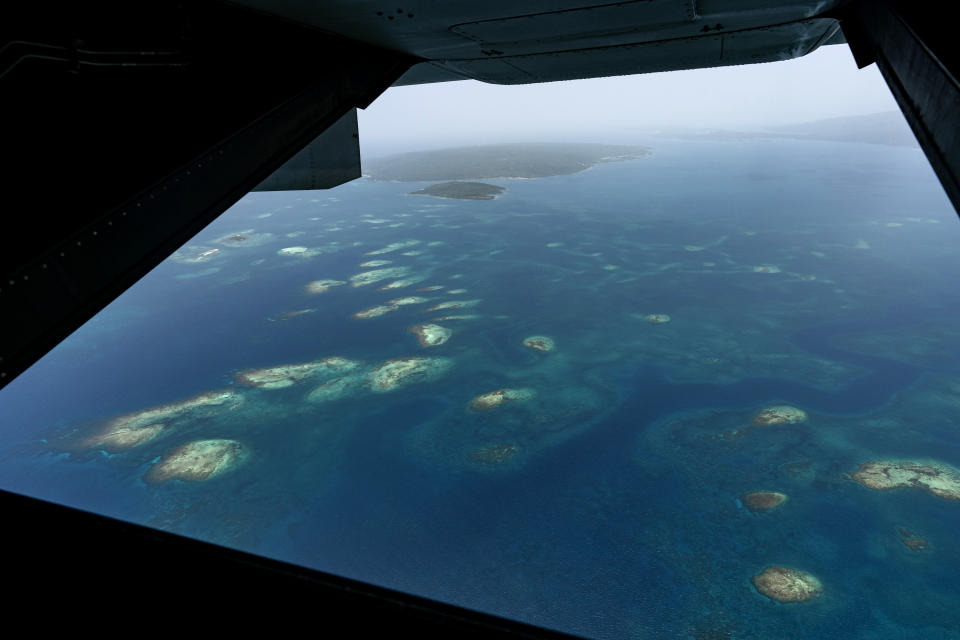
xmin=367 ymin=357 xmax=452 ymax=392
xmin=751 ymin=406 xmax=807 ymax=427
xmin=408 ymin=324 xmax=452 ymax=347
xmin=83 ymin=390 xmax=243 ymax=452
xmin=468 ymin=443 xmax=520 ymax=465
xmin=522 ymin=336 xmax=555 ymax=352
xmin=742 ymin=491 xmax=788 ymax=512
xmin=349 ymin=266 xmax=412 ymax=287
xmin=850 ymin=460 xmax=960 ymax=501
xmin=751 ymin=566 xmax=822 ymax=603
xmin=145 ymin=439 xmax=247 ymax=483
xmin=234 ymin=358 xmax=359 ymax=389
xmin=468 ymin=389 xmax=535 ymax=412
xmin=304 ymin=279 xmax=346 ymax=295
xmin=353 ymin=304 xmax=400 ymax=320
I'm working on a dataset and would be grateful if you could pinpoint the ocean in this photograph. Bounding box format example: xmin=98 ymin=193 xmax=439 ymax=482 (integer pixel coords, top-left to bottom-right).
xmin=1 ymin=137 xmax=958 ymax=638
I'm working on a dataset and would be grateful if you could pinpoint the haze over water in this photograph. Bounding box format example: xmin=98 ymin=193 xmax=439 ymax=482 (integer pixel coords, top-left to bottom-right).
xmin=1 ymin=133 xmax=959 ymax=639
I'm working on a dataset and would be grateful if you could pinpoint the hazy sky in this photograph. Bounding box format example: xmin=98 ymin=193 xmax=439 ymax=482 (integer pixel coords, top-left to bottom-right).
xmin=359 ymin=44 xmax=900 ymax=156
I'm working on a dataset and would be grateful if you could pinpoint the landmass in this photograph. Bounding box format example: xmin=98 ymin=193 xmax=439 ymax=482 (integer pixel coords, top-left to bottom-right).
xmin=364 ymin=143 xmax=651 ymax=181
xmin=661 ymin=112 xmax=918 ymax=147
xmin=767 ymin=111 xmax=918 ymax=147
xmin=410 ymin=182 xmax=505 ymax=200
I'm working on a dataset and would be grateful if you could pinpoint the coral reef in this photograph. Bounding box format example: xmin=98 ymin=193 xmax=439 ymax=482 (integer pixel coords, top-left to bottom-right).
xmin=367 ymin=357 xmax=451 ymax=392
xmin=751 ymin=566 xmax=822 ymax=603
xmin=379 ymin=277 xmax=426 ymax=291
xmin=408 ymin=324 xmax=452 ymax=347
xmin=268 ymin=309 xmax=315 ymax=321
xmin=89 ymin=423 xmax=166 ymax=452
xmin=388 ymin=296 xmax=430 ymax=306
xmin=897 ymin=527 xmax=930 ymax=552
xmin=742 ymin=491 xmax=788 ymax=512
xmin=365 ymin=240 xmax=420 ymax=256
xmin=84 ymin=390 xmax=242 ymax=452
xmin=468 ymin=443 xmax=520 ymax=465
xmin=234 ymin=358 xmax=358 ymax=389
xmin=467 ymin=389 xmax=535 ymax=411
xmin=349 ymin=266 xmax=412 ymax=287
xmin=145 ymin=439 xmax=247 ymax=483
xmin=169 ymin=246 xmax=222 ymax=264
xmin=522 ymin=336 xmax=555 ymax=352
xmin=304 ymin=279 xmax=345 ymax=295
xmin=305 ymin=375 xmax=365 ymax=404
xmin=424 ymin=299 xmax=480 ymax=313
xmin=278 ymin=246 xmax=323 ymax=258
xmin=353 ymin=304 xmax=400 ymax=320
xmin=850 ymin=460 xmax=960 ymax=500
xmin=214 ymin=230 xmax=273 ymax=247
xmin=751 ymin=406 xmax=807 ymax=427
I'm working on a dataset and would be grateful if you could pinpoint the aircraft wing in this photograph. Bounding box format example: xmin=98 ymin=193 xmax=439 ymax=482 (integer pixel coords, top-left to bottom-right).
xmin=232 ymin=0 xmax=846 ymax=85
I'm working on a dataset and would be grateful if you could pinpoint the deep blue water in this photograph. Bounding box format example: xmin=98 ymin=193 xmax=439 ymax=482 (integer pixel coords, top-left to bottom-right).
xmin=2 ymin=138 xmax=960 ymax=638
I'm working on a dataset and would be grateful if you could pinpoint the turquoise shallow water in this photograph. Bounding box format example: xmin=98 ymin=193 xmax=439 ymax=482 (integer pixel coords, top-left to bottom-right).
xmin=1 ymin=138 xmax=960 ymax=638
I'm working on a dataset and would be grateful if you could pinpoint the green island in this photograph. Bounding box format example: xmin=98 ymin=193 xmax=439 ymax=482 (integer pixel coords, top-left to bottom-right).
xmin=364 ymin=143 xmax=651 ymax=181
xmin=410 ymin=181 xmax=505 ymax=200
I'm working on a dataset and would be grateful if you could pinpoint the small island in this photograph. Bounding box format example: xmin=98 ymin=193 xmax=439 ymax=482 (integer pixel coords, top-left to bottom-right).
xmin=410 ymin=182 xmax=505 ymax=200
